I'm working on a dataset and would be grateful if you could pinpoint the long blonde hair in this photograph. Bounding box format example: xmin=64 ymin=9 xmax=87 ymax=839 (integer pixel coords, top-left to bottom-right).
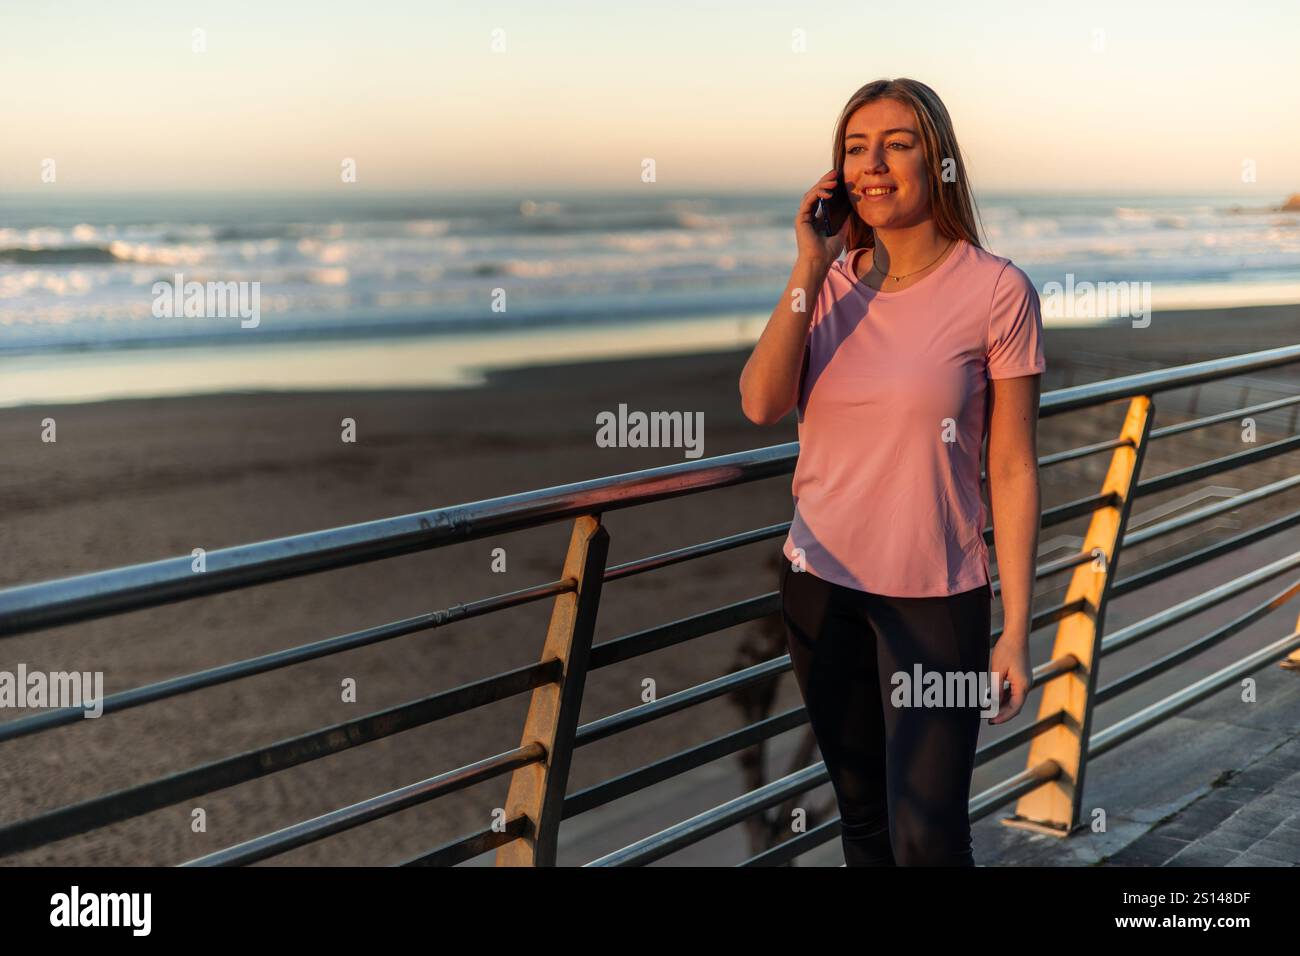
xmin=831 ymin=78 xmax=985 ymax=252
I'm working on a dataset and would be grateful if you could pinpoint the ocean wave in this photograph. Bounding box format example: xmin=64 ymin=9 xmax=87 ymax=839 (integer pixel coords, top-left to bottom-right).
xmin=0 ymin=245 xmax=122 ymax=264
xmin=4 ymin=192 xmax=1298 ymax=357
xmin=211 ymin=225 xmax=293 ymax=241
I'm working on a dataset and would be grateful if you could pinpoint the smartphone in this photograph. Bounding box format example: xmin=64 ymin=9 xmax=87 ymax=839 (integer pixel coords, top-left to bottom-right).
xmin=812 ymin=170 xmax=851 ymax=237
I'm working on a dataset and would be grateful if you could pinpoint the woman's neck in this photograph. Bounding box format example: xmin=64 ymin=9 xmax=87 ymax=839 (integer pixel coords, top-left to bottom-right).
xmin=868 ymin=224 xmax=952 ymax=279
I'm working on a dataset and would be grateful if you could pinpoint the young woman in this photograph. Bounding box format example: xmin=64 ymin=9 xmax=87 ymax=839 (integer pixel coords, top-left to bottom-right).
xmin=739 ymin=78 xmax=1044 ymax=866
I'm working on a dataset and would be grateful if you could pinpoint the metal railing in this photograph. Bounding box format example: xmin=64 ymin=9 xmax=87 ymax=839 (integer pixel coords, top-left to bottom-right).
xmin=2 ymin=343 xmax=1299 ymax=865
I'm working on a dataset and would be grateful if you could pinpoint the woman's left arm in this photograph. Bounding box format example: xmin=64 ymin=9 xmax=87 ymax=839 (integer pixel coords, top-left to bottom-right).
xmin=985 ymin=372 xmax=1042 ymax=723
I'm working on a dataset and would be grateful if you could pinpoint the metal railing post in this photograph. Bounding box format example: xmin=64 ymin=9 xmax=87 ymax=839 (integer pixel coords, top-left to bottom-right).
xmin=1003 ymin=395 xmax=1154 ymax=836
xmin=1282 ymin=608 xmax=1300 ymax=672
xmin=495 ymin=514 xmax=609 ymax=866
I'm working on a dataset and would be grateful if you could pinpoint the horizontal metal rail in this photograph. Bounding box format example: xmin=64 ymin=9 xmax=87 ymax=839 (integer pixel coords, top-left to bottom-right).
xmin=1101 ymin=555 xmax=1300 ymax=658
xmin=584 ymin=763 xmax=831 ymax=867
xmin=397 ymin=817 xmax=528 ymax=867
xmin=736 ymin=819 xmax=841 ymax=867
xmin=2 ymin=344 xmax=1296 ymax=639
xmin=0 ymin=586 xmax=568 ymax=745
xmin=0 ymin=445 xmax=798 ymax=638
xmin=0 ymin=661 xmax=558 ymax=855
xmin=1096 ymin=579 xmax=1300 ymax=703
xmin=978 ymin=389 xmax=1300 ymax=479
xmin=1090 ymin=628 xmax=1300 ymax=760
xmin=1033 ymin=343 xmax=1300 ymax=417
xmin=563 ymin=708 xmax=808 ymax=818
xmin=182 ymin=745 xmax=545 ymax=866
xmin=575 ymin=658 xmax=791 ymax=747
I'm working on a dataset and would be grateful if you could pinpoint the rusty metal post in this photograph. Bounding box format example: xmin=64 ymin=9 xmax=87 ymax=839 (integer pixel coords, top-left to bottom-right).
xmin=495 ymin=513 xmax=609 ymax=866
xmin=1003 ymin=395 xmax=1154 ymax=837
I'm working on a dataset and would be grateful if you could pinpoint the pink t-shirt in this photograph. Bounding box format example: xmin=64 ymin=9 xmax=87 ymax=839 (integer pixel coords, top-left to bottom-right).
xmin=781 ymin=237 xmax=1045 ymax=597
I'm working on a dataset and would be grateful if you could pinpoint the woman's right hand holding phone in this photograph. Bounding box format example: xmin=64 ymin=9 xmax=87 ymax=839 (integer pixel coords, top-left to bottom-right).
xmin=795 ymin=168 xmax=849 ymax=269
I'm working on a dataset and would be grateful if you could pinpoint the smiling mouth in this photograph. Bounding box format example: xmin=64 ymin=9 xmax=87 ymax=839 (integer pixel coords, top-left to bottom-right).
xmin=861 ymin=186 xmax=897 ymax=196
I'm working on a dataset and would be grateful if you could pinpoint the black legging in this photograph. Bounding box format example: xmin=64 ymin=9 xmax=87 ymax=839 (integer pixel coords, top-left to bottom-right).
xmin=778 ymin=554 xmax=992 ymax=866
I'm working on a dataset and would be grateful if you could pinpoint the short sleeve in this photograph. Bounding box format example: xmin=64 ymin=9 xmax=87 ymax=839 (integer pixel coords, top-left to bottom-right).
xmin=986 ymin=263 xmax=1046 ymax=379
xmin=795 ymin=261 xmax=841 ymax=418
xmin=806 ymin=257 xmax=843 ymax=336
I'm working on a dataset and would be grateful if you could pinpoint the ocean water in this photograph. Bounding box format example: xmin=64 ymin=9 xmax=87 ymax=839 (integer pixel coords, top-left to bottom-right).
xmin=1 ymin=190 xmax=1298 ymax=404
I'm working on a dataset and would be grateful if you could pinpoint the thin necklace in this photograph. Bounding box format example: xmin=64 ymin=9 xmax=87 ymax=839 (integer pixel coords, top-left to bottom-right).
xmin=868 ymin=238 xmax=956 ymax=285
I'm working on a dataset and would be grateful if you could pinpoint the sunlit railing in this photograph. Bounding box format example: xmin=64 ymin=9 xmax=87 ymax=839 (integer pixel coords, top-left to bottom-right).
xmin=1 ymin=343 xmax=1299 ymax=865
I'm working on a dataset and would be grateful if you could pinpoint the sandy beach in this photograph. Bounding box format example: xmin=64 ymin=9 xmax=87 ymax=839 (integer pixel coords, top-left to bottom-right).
xmin=1 ymin=302 xmax=1298 ymax=865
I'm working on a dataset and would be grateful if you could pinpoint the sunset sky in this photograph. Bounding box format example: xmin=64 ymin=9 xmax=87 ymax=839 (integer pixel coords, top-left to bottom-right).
xmin=2 ymin=0 xmax=1297 ymax=194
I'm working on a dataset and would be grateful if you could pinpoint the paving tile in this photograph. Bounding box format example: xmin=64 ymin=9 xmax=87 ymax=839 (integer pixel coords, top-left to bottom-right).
xmin=1257 ymin=825 xmax=1300 ymax=850
xmin=1190 ymin=801 xmax=1248 ymax=822
xmin=1270 ymin=772 xmax=1300 ymax=797
xmin=1151 ymin=821 xmax=1213 ymax=841
xmin=1238 ymin=790 xmax=1299 ymax=814
xmin=1107 ymin=834 xmax=1192 ymax=866
xmin=1257 ymin=751 xmax=1300 ymax=772
xmin=1196 ymin=826 xmax=1269 ymax=853
xmin=1231 ymin=764 xmax=1296 ymax=791
xmin=1272 ymin=738 xmax=1300 ymax=761
xmin=1160 ymin=801 xmax=1241 ymax=831
xmin=1162 ymin=844 xmax=1240 ymax=867
xmin=1200 ymin=788 xmax=1254 ymax=805
xmin=1225 ymin=853 xmax=1290 ymax=867
xmin=1229 ymin=807 xmax=1293 ymax=830
xmin=1245 ymin=839 xmax=1300 ymax=864
xmin=1215 ymin=814 xmax=1285 ymax=840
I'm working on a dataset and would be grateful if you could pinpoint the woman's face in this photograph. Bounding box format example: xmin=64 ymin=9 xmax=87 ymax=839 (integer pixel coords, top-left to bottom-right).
xmin=842 ymin=98 xmax=932 ymax=231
